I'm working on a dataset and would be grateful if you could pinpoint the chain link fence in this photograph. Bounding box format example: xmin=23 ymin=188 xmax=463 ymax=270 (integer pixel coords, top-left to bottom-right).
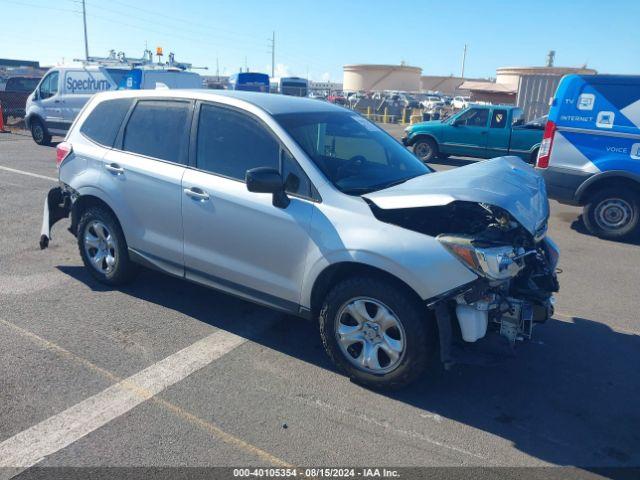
xmin=0 ymin=94 xmax=31 ymax=141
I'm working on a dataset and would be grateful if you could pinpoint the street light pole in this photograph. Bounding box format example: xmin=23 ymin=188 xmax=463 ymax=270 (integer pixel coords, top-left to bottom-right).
xmin=82 ymin=0 xmax=89 ymax=60
xmin=461 ymin=44 xmax=467 ymax=79
xmin=270 ymin=31 xmax=275 ymax=78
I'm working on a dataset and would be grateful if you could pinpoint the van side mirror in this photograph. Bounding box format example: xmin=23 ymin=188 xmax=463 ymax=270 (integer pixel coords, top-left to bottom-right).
xmin=246 ymin=167 xmax=290 ymax=208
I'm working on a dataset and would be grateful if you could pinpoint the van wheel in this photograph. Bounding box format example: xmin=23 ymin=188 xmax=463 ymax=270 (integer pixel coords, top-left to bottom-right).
xmin=319 ymin=277 xmax=430 ymax=390
xmin=413 ymin=138 xmax=437 ymax=162
xmin=77 ymin=206 xmax=138 ymax=285
xmin=583 ymin=187 xmax=639 ymax=240
xmin=31 ymin=119 xmax=51 ymax=146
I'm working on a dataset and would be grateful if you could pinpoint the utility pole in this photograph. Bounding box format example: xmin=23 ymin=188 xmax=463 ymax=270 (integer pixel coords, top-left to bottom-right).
xmin=268 ymin=31 xmax=275 ymax=78
xmin=461 ymin=44 xmax=467 ymax=79
xmin=82 ymin=0 xmax=89 ymax=60
xmin=216 ymin=56 xmax=220 ymax=81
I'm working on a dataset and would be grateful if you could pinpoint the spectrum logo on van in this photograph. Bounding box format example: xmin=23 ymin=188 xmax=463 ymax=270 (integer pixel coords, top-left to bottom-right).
xmin=65 ymin=73 xmax=112 ymax=93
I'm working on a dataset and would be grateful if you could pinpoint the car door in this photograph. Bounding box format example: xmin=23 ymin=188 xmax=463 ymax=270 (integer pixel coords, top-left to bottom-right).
xmin=182 ymin=102 xmax=314 ymax=311
xmin=443 ymin=107 xmax=490 ymax=157
xmin=37 ymin=71 xmax=65 ymax=133
xmin=101 ymin=99 xmax=192 ymax=276
xmin=486 ymin=108 xmax=510 ymax=157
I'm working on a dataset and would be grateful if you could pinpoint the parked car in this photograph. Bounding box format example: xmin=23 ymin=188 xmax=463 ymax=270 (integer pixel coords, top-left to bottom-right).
xmin=0 ymin=76 xmax=41 ymax=123
xmin=392 ymin=93 xmax=420 ymax=109
xmin=326 ymin=92 xmax=347 ymax=105
xmin=41 ymin=90 xmax=559 ymax=389
xmin=403 ymin=105 xmax=543 ymax=163
xmin=420 ymin=95 xmax=445 ymax=110
xmin=452 ymin=96 xmax=470 ymax=109
xmin=537 ymin=74 xmax=640 ymax=240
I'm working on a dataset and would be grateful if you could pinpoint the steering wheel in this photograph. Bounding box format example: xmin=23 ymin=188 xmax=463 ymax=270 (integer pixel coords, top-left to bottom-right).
xmin=336 ymin=155 xmax=367 ymax=179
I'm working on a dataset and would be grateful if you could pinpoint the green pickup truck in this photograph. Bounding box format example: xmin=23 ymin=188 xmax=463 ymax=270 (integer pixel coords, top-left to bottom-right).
xmin=402 ymin=105 xmax=545 ymax=164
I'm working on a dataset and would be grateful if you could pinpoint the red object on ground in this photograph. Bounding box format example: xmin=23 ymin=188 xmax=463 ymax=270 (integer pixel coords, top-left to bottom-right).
xmin=0 ymin=102 xmax=6 ymax=132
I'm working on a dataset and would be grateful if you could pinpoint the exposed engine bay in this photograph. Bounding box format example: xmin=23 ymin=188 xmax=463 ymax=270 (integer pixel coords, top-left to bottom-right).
xmin=367 ymin=200 xmax=560 ymax=366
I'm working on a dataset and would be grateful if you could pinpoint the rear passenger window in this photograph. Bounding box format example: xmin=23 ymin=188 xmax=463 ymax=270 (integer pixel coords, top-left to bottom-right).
xmin=123 ymin=100 xmax=190 ymax=164
xmin=490 ymin=109 xmax=507 ymax=128
xmin=196 ymin=104 xmax=279 ymax=180
xmin=80 ymin=98 xmax=132 ymax=147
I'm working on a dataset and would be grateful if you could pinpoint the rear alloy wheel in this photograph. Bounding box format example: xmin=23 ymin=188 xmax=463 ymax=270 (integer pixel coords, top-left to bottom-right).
xmin=31 ymin=119 xmax=51 ymax=146
xmin=413 ymin=138 xmax=437 ymax=162
xmin=77 ymin=206 xmax=138 ymax=285
xmin=584 ymin=187 xmax=639 ymax=240
xmin=319 ymin=277 xmax=430 ymax=389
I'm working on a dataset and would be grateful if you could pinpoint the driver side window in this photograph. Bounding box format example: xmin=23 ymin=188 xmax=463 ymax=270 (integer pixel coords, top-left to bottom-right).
xmin=39 ymin=72 xmax=59 ymax=99
xmin=456 ymin=108 xmax=488 ymax=127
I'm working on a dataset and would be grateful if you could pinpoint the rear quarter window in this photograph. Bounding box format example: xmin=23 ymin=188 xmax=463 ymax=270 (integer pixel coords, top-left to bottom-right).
xmin=80 ymin=98 xmax=133 ymax=147
xmin=123 ymin=100 xmax=191 ymax=164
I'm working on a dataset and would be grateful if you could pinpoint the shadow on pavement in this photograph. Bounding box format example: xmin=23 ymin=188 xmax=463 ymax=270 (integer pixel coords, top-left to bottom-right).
xmin=569 ymin=215 xmax=640 ymax=246
xmin=58 ymin=265 xmax=640 ymax=469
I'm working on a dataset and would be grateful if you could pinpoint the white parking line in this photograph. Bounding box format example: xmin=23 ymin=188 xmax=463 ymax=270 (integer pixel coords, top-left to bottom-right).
xmin=0 ymin=165 xmax=57 ymax=182
xmin=0 ymin=328 xmax=247 ymax=473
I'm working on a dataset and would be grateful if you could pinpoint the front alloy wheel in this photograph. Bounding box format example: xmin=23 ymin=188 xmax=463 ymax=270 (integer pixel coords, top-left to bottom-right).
xmin=336 ymin=297 xmax=406 ymax=374
xmin=319 ymin=277 xmax=430 ymax=389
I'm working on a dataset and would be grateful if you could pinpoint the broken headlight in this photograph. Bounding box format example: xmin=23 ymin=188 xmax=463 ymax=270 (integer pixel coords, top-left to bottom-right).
xmin=438 ymin=235 xmax=526 ymax=281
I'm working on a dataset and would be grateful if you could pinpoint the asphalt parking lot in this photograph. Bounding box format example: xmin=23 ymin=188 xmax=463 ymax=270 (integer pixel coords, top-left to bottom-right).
xmin=1 ymin=131 xmax=639 ymax=476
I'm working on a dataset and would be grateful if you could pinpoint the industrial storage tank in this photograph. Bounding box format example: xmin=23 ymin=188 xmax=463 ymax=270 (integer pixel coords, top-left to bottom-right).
xmin=343 ymin=64 xmax=422 ymax=92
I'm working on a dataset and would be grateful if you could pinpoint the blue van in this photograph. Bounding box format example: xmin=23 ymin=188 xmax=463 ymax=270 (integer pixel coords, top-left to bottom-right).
xmin=537 ymin=74 xmax=640 ymax=240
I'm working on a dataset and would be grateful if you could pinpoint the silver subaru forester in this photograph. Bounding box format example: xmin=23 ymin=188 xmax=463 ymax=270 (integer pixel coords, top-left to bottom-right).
xmin=41 ymin=89 xmax=559 ymax=389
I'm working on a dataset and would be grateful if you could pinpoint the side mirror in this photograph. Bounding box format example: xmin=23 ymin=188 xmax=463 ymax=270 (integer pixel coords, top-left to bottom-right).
xmin=246 ymin=167 xmax=290 ymax=208
xmin=33 ymin=90 xmax=39 ymax=101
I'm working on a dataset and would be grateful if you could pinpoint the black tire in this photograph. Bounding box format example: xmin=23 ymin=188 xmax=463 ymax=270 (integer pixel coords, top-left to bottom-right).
xmin=583 ymin=187 xmax=640 ymax=241
xmin=437 ymin=152 xmax=450 ymax=160
xmin=77 ymin=206 xmax=138 ymax=285
xmin=413 ymin=137 xmax=438 ymax=162
xmin=319 ymin=276 xmax=430 ymax=390
xmin=31 ymin=118 xmax=51 ymax=146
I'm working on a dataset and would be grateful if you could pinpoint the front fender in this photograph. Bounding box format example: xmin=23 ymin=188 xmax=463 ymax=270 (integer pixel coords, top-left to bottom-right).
xmin=300 ymin=208 xmax=478 ymax=309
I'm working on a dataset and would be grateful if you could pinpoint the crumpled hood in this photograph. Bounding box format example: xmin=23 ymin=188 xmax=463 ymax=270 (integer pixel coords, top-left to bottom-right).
xmin=363 ymin=156 xmax=549 ymax=237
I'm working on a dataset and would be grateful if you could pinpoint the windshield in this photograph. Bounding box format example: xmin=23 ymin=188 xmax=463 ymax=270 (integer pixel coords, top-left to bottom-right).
xmin=275 ymin=111 xmax=431 ymax=194
xmin=106 ymin=68 xmax=130 ymax=88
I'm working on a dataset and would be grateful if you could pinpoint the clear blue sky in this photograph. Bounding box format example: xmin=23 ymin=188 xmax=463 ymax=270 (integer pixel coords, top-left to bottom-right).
xmin=2 ymin=0 xmax=639 ymax=81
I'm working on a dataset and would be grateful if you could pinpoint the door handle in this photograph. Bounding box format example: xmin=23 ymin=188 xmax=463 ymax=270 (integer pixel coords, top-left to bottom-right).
xmin=184 ymin=187 xmax=210 ymax=201
xmin=104 ymin=163 xmax=124 ymax=174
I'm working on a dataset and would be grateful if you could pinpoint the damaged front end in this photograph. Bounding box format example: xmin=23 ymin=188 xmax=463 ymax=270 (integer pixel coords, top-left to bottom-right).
xmin=367 ymin=196 xmax=559 ymax=368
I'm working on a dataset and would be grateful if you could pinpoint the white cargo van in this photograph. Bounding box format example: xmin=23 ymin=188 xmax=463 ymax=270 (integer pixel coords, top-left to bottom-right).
xmin=25 ymin=66 xmax=123 ymax=145
xmin=25 ymin=66 xmax=203 ymax=145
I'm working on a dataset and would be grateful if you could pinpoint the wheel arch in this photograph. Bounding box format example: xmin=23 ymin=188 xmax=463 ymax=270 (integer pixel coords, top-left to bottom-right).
xmin=71 ymin=192 xmax=122 ymax=239
xmin=25 ymin=113 xmax=47 ymax=133
xmin=409 ymin=133 xmax=438 ymax=148
xmin=309 ymin=262 xmax=425 ymax=319
xmin=575 ymin=171 xmax=640 ymax=204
